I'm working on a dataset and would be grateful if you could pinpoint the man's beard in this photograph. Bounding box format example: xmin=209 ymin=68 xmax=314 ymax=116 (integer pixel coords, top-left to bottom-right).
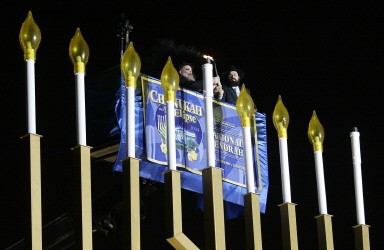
xmin=228 ymin=79 xmax=240 ymax=87
xmin=185 ymin=74 xmax=195 ymax=81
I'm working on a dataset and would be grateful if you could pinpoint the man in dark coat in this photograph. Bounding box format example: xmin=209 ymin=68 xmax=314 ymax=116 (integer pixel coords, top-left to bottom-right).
xmin=178 ymin=62 xmax=223 ymax=98
xmin=178 ymin=62 xmax=203 ymax=92
xmin=219 ymin=65 xmax=250 ymax=105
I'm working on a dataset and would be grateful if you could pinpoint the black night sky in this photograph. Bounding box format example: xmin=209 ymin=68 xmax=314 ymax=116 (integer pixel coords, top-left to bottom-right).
xmin=1 ymin=2 xmax=383 ymax=249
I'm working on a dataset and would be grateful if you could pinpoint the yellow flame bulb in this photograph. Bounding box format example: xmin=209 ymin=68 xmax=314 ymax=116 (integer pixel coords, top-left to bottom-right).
xmin=121 ymin=42 xmax=141 ymax=88
xmin=19 ymin=11 xmax=41 ymax=61
xmin=236 ymin=84 xmax=255 ymax=127
xmin=69 ymin=28 xmax=89 ymax=74
xmin=272 ymin=95 xmax=289 ymax=138
xmin=160 ymin=57 xmax=179 ymax=102
xmin=308 ymin=110 xmax=325 ymax=152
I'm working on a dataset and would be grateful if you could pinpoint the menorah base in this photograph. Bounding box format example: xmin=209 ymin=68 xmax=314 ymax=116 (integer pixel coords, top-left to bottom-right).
xmin=315 ymin=214 xmax=334 ymax=250
xmin=167 ymin=232 xmax=199 ymax=250
xmin=353 ymin=224 xmax=370 ymax=250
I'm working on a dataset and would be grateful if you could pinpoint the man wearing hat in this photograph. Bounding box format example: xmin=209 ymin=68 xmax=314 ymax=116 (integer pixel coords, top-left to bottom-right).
xmin=178 ymin=61 xmax=223 ymax=98
xmin=178 ymin=62 xmax=203 ymax=92
xmin=219 ymin=65 xmax=250 ymax=105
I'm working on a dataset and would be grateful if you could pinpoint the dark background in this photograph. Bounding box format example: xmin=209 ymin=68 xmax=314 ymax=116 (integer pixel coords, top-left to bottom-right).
xmin=1 ymin=1 xmax=383 ymax=249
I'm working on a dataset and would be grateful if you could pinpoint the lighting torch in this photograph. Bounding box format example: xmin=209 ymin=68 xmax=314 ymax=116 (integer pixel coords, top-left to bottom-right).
xmin=202 ymin=54 xmax=218 ymax=76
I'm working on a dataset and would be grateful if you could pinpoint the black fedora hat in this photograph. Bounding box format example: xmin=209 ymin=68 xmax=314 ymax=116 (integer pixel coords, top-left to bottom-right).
xmin=177 ymin=61 xmax=195 ymax=71
xmin=221 ymin=65 xmax=245 ymax=80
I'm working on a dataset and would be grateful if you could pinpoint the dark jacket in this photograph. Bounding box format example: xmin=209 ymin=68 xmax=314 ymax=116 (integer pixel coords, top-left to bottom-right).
xmin=179 ymin=75 xmax=203 ymax=93
xmin=221 ymin=85 xmax=250 ymax=105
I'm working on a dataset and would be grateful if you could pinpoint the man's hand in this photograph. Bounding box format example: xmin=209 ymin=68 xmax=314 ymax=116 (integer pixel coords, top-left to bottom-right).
xmin=213 ymin=76 xmax=224 ymax=100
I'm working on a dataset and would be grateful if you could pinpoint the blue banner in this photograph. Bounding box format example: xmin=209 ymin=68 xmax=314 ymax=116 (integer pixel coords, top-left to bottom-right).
xmin=113 ymin=75 xmax=268 ymax=213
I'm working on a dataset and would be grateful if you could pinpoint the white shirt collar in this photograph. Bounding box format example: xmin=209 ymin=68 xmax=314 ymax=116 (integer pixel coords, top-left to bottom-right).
xmin=232 ymin=86 xmax=240 ymax=96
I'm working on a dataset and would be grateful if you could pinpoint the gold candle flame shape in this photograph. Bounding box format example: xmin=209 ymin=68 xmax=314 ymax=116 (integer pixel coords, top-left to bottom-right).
xmin=272 ymin=95 xmax=289 ymax=138
xmin=69 ymin=28 xmax=89 ymax=73
xmin=161 ymin=56 xmax=179 ymax=102
xmin=19 ymin=11 xmax=41 ymax=61
xmin=121 ymin=42 xmax=141 ymax=88
xmin=308 ymin=110 xmax=325 ymax=152
xmin=236 ymin=84 xmax=255 ymax=127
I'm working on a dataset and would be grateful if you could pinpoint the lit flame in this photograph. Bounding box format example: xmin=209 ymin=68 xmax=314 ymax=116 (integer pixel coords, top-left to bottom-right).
xmin=203 ymin=54 xmax=214 ymax=61
xmin=202 ymin=54 xmax=219 ymax=76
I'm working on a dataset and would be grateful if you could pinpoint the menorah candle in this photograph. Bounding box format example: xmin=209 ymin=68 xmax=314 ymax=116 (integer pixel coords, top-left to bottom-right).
xmin=278 ymin=134 xmax=291 ymax=202
xmin=236 ymin=85 xmax=257 ymax=193
xmin=126 ymin=83 xmax=135 ymax=157
xmin=166 ymin=100 xmax=177 ymax=170
xmin=314 ymin=150 xmax=327 ymax=214
xmin=243 ymin=126 xmax=255 ymax=193
xmin=19 ymin=11 xmax=41 ymax=134
xmin=273 ymin=96 xmax=292 ymax=203
xmin=350 ymin=127 xmax=365 ymax=225
xmin=121 ymin=42 xmax=141 ymax=158
xmin=26 ymin=60 xmax=37 ymax=134
xmin=69 ymin=28 xmax=89 ymax=146
xmin=160 ymin=56 xmax=179 ymax=171
xmin=308 ymin=111 xmax=327 ymax=214
xmin=75 ymin=72 xmax=87 ymax=146
xmin=202 ymin=62 xmax=215 ymax=167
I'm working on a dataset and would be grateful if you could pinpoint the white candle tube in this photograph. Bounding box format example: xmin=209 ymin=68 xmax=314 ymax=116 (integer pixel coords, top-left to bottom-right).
xmin=126 ymin=86 xmax=135 ymax=158
xmin=26 ymin=60 xmax=36 ymax=134
xmin=350 ymin=128 xmax=365 ymax=225
xmin=243 ymin=126 xmax=255 ymax=193
xmin=166 ymin=101 xmax=176 ymax=170
xmin=75 ymin=73 xmax=86 ymax=146
xmin=279 ymin=137 xmax=292 ymax=203
xmin=202 ymin=63 xmax=215 ymax=167
xmin=314 ymin=151 xmax=327 ymax=214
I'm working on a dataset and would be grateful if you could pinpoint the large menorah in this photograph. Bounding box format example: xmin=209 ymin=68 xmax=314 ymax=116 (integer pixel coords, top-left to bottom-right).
xmin=19 ymin=11 xmax=370 ymax=250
